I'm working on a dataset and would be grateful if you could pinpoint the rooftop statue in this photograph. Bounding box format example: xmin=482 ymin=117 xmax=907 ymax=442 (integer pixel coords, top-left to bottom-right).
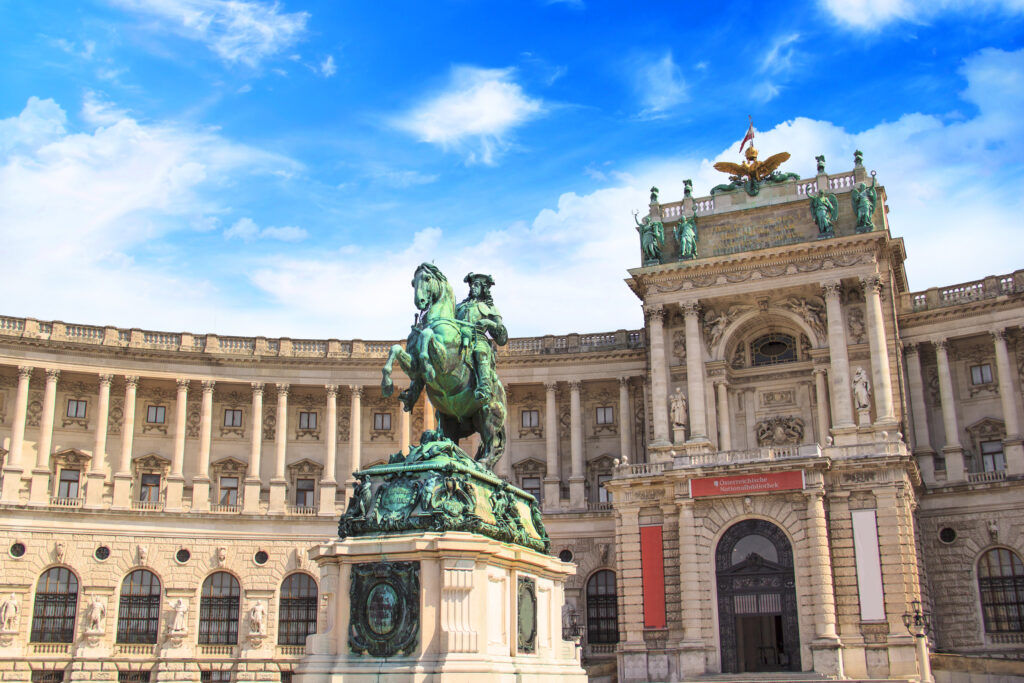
xmin=851 ymin=174 xmax=878 ymax=232
xmin=634 ymin=210 xmax=664 ymax=265
xmin=675 ymin=209 xmax=698 ymax=260
xmin=711 ymin=145 xmax=800 ymax=196
xmin=809 ymin=189 xmax=839 ymax=237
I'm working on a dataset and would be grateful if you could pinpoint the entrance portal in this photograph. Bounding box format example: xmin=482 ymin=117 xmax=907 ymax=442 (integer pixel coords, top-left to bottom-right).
xmin=716 ymin=519 xmax=800 ymax=673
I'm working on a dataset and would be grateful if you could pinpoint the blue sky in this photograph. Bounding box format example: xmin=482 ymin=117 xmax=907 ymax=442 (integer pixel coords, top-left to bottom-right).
xmin=1 ymin=0 xmax=1023 ymax=339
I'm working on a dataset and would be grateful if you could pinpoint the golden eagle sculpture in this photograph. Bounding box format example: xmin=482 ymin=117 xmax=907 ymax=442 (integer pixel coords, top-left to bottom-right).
xmin=711 ymin=145 xmax=800 ymax=196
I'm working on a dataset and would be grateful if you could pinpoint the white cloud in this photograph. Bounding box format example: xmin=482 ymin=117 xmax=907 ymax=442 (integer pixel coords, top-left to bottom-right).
xmin=82 ymin=92 xmax=130 ymax=126
xmin=760 ymin=33 xmax=800 ymax=74
xmin=632 ymin=52 xmax=687 ymax=118
xmin=320 ymin=55 xmax=336 ymax=78
xmin=224 ymin=217 xmax=308 ymax=242
xmin=821 ymin=0 xmax=1024 ymax=28
xmin=752 ymin=81 xmax=782 ymax=103
xmin=393 ymin=66 xmax=545 ymax=165
xmin=52 ymin=38 xmax=96 ymax=60
xmin=366 ymin=168 xmax=439 ymax=188
xmin=0 ymin=95 xmax=300 ymax=332
xmin=108 ymin=0 xmax=308 ymax=67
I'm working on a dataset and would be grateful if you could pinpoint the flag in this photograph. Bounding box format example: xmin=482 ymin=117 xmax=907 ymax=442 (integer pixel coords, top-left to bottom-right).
xmin=738 ymin=116 xmax=754 ymax=153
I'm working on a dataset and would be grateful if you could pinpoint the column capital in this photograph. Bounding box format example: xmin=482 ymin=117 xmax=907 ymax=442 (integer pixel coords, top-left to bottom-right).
xmin=902 ymin=342 xmax=920 ymax=356
xmin=680 ymin=301 xmax=701 ymax=318
xmin=349 ymin=384 xmax=363 ymax=398
xmin=618 ymin=375 xmax=632 ymax=387
xmin=812 ymin=366 xmax=828 ymax=377
xmin=325 ymin=384 xmax=339 ymax=397
xmin=544 ymin=381 xmax=558 ymax=393
xmin=643 ymin=304 xmax=665 ymax=323
xmin=934 ymin=339 xmax=951 ymax=353
xmin=176 ymin=378 xmax=190 ymax=391
xmin=98 ymin=374 xmax=114 ymax=386
xmin=16 ymin=365 xmax=33 ymax=380
xmin=44 ymin=368 xmax=61 ymax=382
xmin=568 ymin=379 xmax=582 ymax=392
xmin=992 ymin=328 xmax=1009 ymax=343
xmin=821 ymin=280 xmax=843 ymax=300
xmin=275 ymin=382 xmax=290 ymax=397
xmin=201 ymin=380 xmax=216 ymax=393
xmin=859 ymin=274 xmax=883 ymax=294
xmin=250 ymin=382 xmax=265 ymax=395
xmin=125 ymin=375 xmax=140 ymax=388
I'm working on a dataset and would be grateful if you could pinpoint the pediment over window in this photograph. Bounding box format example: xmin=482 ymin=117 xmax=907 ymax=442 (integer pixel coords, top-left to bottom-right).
xmin=966 ymin=417 xmax=1005 ymax=441
xmin=211 ymin=456 xmax=248 ymax=477
xmin=52 ymin=448 xmax=91 ymax=469
xmin=287 ymin=458 xmax=324 ymax=478
xmin=511 ymin=457 xmax=546 ymax=477
xmin=133 ymin=453 xmax=171 ymax=473
xmin=587 ymin=454 xmax=617 ymax=475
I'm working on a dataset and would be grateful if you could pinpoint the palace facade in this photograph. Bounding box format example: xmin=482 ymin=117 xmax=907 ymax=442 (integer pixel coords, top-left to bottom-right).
xmin=0 ymin=152 xmax=1022 ymax=683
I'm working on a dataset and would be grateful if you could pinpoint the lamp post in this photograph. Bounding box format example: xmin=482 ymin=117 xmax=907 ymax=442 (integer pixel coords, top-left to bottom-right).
xmin=562 ymin=604 xmax=584 ymax=648
xmin=902 ymin=599 xmax=933 ymax=683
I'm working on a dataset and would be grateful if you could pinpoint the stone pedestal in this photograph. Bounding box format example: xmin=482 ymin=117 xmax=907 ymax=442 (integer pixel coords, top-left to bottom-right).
xmin=191 ymin=477 xmax=211 ymax=512
xmin=269 ymin=478 xmax=288 ymax=514
xmin=164 ymin=474 xmax=185 ymax=512
xmin=857 ymin=407 xmax=871 ymax=428
xmin=297 ymin=532 xmax=586 ymax=683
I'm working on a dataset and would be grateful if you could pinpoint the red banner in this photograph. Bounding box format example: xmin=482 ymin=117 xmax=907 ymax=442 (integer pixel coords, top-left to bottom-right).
xmin=640 ymin=526 xmax=666 ymax=629
xmin=690 ymin=470 xmax=804 ymax=498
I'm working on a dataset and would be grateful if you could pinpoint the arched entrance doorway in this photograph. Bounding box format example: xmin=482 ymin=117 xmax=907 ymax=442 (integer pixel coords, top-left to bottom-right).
xmin=716 ymin=519 xmax=800 ymax=673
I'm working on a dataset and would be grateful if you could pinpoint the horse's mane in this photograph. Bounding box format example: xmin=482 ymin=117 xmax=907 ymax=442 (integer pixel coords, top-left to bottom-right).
xmin=414 ymin=262 xmax=454 ymax=307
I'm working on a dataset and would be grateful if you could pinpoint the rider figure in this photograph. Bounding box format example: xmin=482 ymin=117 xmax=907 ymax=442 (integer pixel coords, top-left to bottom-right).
xmin=456 ymin=273 xmax=507 ymax=402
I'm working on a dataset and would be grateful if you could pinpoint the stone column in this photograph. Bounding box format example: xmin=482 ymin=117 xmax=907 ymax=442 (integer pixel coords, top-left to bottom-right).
xmin=861 ymin=276 xmax=896 ymax=423
xmin=813 ymin=368 xmax=831 ymax=446
xmin=110 ymin=376 xmax=139 ymax=509
xmin=992 ymin=330 xmax=1024 ymax=474
xmin=744 ymin=389 xmax=757 ymax=450
xmin=683 ymin=302 xmax=709 ymax=441
xmin=347 ymin=385 xmax=362 ymax=497
xmin=320 ymin=385 xmax=339 ymax=516
xmin=568 ymin=380 xmax=585 ymax=509
xmin=543 ymin=381 xmax=560 ymax=511
xmin=398 ymin=393 xmax=410 ymax=456
xmin=269 ymin=383 xmax=289 ymax=513
xmin=904 ymin=344 xmax=935 ymax=483
xmin=28 ymin=368 xmax=60 ymax=505
xmin=243 ymin=383 xmax=264 ymax=514
xmin=0 ymin=366 xmax=32 ymax=503
xmin=423 ymin=394 xmax=436 ymax=432
xmin=715 ymin=380 xmax=732 ymax=451
xmin=806 ymin=488 xmax=843 ymax=676
xmin=676 ymin=500 xmax=704 ymax=650
xmin=165 ymin=379 xmax=189 ymax=512
xmin=190 ymin=380 xmax=215 ymax=512
xmin=618 ymin=377 xmax=633 ymax=463
xmin=934 ymin=340 xmax=965 ymax=481
xmin=647 ymin=305 xmax=670 ymax=445
xmin=84 ymin=374 xmax=113 ymax=509
xmin=822 ymin=281 xmax=855 ymax=431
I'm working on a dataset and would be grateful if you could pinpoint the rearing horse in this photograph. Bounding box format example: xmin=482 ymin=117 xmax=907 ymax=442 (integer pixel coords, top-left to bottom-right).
xmin=381 ymin=263 xmax=507 ymax=470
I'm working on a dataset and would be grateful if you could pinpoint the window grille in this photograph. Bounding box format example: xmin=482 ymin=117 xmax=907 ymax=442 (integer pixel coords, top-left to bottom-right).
xmin=978 ymin=548 xmax=1024 ymax=633
xmin=31 ymin=567 xmax=78 ymax=643
xmin=750 ymin=333 xmax=797 ymax=367
xmin=118 ymin=673 xmax=151 ymax=683
xmin=117 ymin=570 xmax=162 ymax=644
xmin=278 ymin=574 xmax=318 ymax=646
xmin=31 ymin=672 xmax=65 ymax=683
xmin=200 ymin=673 xmax=232 ymax=683
xmin=199 ymin=573 xmax=240 ymax=645
xmin=586 ymin=570 xmax=619 ymax=644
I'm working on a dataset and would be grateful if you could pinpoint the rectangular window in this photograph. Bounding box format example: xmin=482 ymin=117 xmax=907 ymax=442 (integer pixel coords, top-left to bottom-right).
xmin=31 ymin=673 xmax=65 ymax=683
xmin=139 ymin=473 xmax=161 ymax=502
xmin=200 ymin=673 xmax=232 ymax=683
xmin=521 ymin=476 xmax=542 ymax=501
xmin=598 ymin=474 xmax=612 ymax=503
xmin=596 ymin=406 xmax=614 ymax=425
xmin=146 ymin=405 xmax=165 ymax=424
xmin=299 ymin=411 xmax=317 ymax=430
xmin=118 ymin=673 xmax=151 ymax=683
xmin=971 ymin=363 xmax=994 ymax=385
xmin=981 ymin=440 xmax=1006 ymax=472
xmin=223 ymin=409 xmax=242 ymax=428
xmin=373 ymin=413 xmax=391 ymax=431
xmin=57 ymin=469 xmax=80 ymax=499
xmin=295 ymin=478 xmax=315 ymax=507
xmin=66 ymin=399 xmax=87 ymax=419
xmin=521 ymin=410 xmax=539 ymax=428
xmin=219 ymin=477 xmax=239 ymax=506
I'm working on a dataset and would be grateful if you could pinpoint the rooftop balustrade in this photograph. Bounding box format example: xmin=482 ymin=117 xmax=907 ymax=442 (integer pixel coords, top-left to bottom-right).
xmin=900 ymin=270 xmax=1024 ymax=313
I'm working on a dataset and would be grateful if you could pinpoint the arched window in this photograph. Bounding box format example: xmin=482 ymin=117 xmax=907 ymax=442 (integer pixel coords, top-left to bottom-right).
xmin=117 ymin=569 xmax=162 ymax=644
xmin=586 ymin=570 xmax=619 ymax=645
xmin=750 ymin=333 xmax=797 ymax=367
xmin=278 ymin=573 xmax=318 ymax=645
xmin=31 ymin=567 xmax=78 ymax=643
xmin=978 ymin=548 xmax=1024 ymax=633
xmin=199 ymin=572 xmax=240 ymax=645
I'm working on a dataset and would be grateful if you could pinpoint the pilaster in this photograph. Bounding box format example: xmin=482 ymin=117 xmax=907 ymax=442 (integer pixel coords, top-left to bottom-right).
xmin=28 ymin=368 xmax=60 ymax=506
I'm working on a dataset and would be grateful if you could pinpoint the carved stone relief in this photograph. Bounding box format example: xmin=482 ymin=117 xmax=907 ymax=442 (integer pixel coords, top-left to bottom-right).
xmin=847 ymin=307 xmax=866 ymax=344
xmin=756 ymin=416 xmax=804 ymax=446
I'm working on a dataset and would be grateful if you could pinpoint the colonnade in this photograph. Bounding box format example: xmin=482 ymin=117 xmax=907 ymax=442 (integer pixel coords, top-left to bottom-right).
xmin=904 ymin=328 xmax=1024 ymax=482
xmin=644 ymin=276 xmax=900 ymax=451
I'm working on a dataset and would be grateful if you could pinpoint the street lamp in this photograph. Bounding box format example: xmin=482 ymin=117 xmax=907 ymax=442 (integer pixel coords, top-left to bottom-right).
xmin=562 ymin=605 xmax=584 ymax=645
xmin=902 ymin=600 xmax=933 ymax=683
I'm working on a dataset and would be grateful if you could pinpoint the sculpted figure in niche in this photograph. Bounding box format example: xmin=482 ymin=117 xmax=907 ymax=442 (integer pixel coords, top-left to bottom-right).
xmin=0 ymin=594 xmax=18 ymax=631
xmin=248 ymin=601 xmax=266 ymax=635
xmin=851 ymin=175 xmax=878 ymax=232
xmin=86 ymin=596 xmax=106 ymax=632
xmin=456 ymin=272 xmax=508 ymax=403
xmin=633 ymin=211 xmax=664 ymax=264
xmin=853 ymin=367 xmax=871 ymax=410
xmin=169 ymin=598 xmax=188 ymax=633
xmin=847 ymin=308 xmax=866 ymax=344
xmin=670 ymin=388 xmax=688 ymax=428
